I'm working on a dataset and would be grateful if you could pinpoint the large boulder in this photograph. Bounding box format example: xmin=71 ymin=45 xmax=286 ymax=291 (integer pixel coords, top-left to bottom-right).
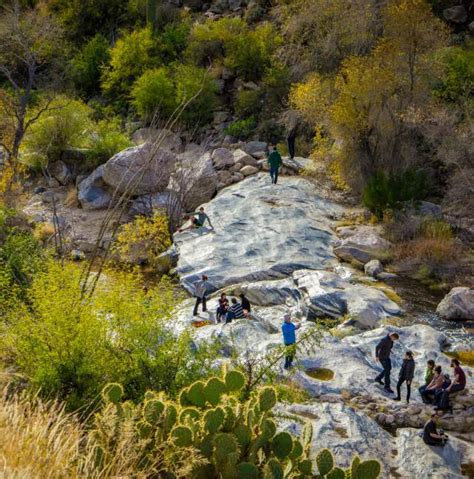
xmin=364 ymin=259 xmax=383 ymax=278
xmin=240 ymin=165 xmax=259 ymax=176
xmin=436 ymin=287 xmax=474 ymax=321
xmin=233 ymin=149 xmax=259 ymax=168
xmin=77 ymin=165 xmax=112 ymax=210
xmin=212 ymin=148 xmax=234 ymax=169
xmin=175 ymin=174 xmax=344 ymax=293
xmin=168 ymin=151 xmax=218 ymax=211
xmin=334 ymin=225 xmax=392 ymax=265
xmin=293 ymin=269 xmax=401 ymax=328
xmin=102 ymin=143 xmax=175 ymax=195
xmin=241 ymin=141 xmax=268 ymax=157
xmin=132 ymin=128 xmax=183 ymax=152
xmin=443 ymin=6 xmax=467 ymax=23
xmin=129 ymin=191 xmax=181 ymax=217
xmin=49 ymin=160 xmax=73 ymax=185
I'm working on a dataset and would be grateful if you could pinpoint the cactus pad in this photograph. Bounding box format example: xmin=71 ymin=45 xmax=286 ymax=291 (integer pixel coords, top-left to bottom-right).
xmin=258 ymin=386 xmax=277 ymax=412
xmin=204 ymin=407 xmax=225 ymax=434
xmin=204 ymin=377 xmax=227 ymax=406
xmin=298 ymin=459 xmax=313 ymax=475
xmin=271 ymin=432 xmax=293 ymax=459
xmin=328 ymin=467 xmax=346 ymax=479
xmin=355 ymin=460 xmax=381 ymax=479
xmin=264 ymin=458 xmax=284 ymax=479
xmin=317 ymin=448 xmax=334 ymax=475
xmin=187 ymin=381 xmax=206 ymax=407
xmin=225 ymin=370 xmax=245 ymax=391
xmin=101 ymin=383 xmax=123 ymax=404
xmin=237 ymin=462 xmax=259 ymax=479
xmin=171 ymin=425 xmax=193 ymax=447
xmin=143 ymin=399 xmax=165 ymax=424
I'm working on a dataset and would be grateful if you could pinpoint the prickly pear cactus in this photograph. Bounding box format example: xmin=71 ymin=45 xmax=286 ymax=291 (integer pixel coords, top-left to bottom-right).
xmin=317 ymin=449 xmax=334 ymax=475
xmin=101 ymin=383 xmax=123 ymax=404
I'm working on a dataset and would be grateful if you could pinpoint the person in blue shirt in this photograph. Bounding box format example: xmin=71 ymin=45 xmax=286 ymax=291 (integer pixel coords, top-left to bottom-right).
xmin=282 ymin=314 xmax=301 ymax=369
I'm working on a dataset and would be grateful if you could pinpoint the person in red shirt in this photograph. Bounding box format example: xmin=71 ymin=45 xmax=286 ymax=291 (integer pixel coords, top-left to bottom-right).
xmin=435 ymin=359 xmax=466 ymax=410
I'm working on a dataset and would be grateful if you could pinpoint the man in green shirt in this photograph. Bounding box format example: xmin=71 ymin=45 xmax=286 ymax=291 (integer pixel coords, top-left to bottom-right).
xmin=267 ymin=146 xmax=283 ymax=185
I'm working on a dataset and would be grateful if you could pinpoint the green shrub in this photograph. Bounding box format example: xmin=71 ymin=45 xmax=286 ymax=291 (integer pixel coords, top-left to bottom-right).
xmin=131 ymin=67 xmax=176 ymax=120
xmin=362 ymin=169 xmax=429 ymax=219
xmin=101 ymin=27 xmax=158 ymax=101
xmin=235 ymin=89 xmax=262 ymax=117
xmin=436 ymin=41 xmax=474 ymax=112
xmin=174 ymin=64 xmax=218 ymax=125
xmin=71 ymin=34 xmax=110 ymax=98
xmin=22 ymin=97 xmax=93 ymax=168
xmin=225 ymin=117 xmax=257 ymax=140
xmin=2 ymin=262 xmax=218 ymax=409
xmin=86 ymin=117 xmax=132 ymax=166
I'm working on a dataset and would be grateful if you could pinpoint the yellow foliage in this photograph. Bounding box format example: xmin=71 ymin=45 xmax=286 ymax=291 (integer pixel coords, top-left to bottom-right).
xmin=33 ymin=223 xmax=56 ymax=243
xmin=114 ymin=213 xmax=171 ymax=266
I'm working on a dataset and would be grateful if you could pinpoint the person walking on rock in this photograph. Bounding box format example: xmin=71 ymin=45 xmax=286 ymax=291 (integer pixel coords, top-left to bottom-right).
xmin=267 ymin=146 xmax=282 ymax=185
xmin=423 ymin=413 xmax=448 ymax=447
xmin=282 ymin=314 xmax=301 ymax=369
xmin=374 ymin=332 xmax=399 ymax=393
xmin=435 ymin=359 xmax=466 ymax=410
xmin=193 ymin=275 xmax=210 ymax=316
xmin=394 ymin=350 xmax=415 ymax=403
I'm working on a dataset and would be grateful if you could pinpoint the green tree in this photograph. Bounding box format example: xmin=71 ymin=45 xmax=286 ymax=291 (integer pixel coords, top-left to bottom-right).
xmin=71 ymin=34 xmax=110 ymax=98
xmin=101 ymin=27 xmax=158 ymax=102
xmin=131 ymin=67 xmax=176 ymax=121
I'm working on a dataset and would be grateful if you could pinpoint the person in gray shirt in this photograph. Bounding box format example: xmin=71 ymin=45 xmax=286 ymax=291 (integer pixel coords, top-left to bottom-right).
xmin=193 ymin=274 xmax=210 ymax=316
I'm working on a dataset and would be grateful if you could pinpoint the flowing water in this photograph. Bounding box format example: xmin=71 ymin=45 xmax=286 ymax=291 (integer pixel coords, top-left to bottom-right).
xmin=387 ymin=276 xmax=473 ymax=346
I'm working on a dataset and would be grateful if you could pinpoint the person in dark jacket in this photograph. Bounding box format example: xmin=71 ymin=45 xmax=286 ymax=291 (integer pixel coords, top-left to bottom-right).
xmin=267 ymin=146 xmax=283 ymax=185
xmin=435 ymin=359 xmax=467 ymax=410
xmin=239 ymin=293 xmax=251 ymax=314
xmin=394 ymin=351 xmax=415 ymax=403
xmin=423 ymin=413 xmax=448 ymax=446
xmin=374 ymin=332 xmax=399 ymax=393
xmin=216 ymin=292 xmax=229 ymax=323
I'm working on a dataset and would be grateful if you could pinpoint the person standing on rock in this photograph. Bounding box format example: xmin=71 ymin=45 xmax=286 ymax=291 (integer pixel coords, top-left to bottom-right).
xmin=374 ymin=332 xmax=399 ymax=393
xmin=193 ymin=275 xmax=210 ymax=317
xmin=282 ymin=314 xmax=301 ymax=369
xmin=394 ymin=351 xmax=415 ymax=403
xmin=422 ymin=413 xmax=448 ymax=446
xmin=267 ymin=146 xmax=282 ymax=185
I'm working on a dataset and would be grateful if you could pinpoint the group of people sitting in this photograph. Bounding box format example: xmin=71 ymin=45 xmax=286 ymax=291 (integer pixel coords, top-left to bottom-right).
xmin=419 ymin=358 xmax=467 ymax=410
xmin=216 ymin=292 xmax=251 ymax=323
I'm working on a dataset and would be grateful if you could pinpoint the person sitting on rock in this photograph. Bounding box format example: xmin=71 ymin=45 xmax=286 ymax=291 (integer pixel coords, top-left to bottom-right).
xmin=226 ymin=298 xmax=245 ymax=323
xmin=394 ymin=350 xmax=415 ymax=403
xmin=239 ymin=293 xmax=251 ymax=314
xmin=420 ymin=365 xmax=444 ymax=404
xmin=374 ymin=332 xmax=399 ymax=394
xmin=193 ymin=275 xmax=210 ymax=317
xmin=267 ymin=146 xmax=282 ymax=185
xmin=216 ymin=292 xmax=229 ymax=323
xmin=423 ymin=412 xmax=448 ymax=447
xmin=419 ymin=359 xmax=436 ymax=398
xmin=435 ymin=359 xmax=466 ymax=411
xmin=178 ymin=207 xmax=213 ymax=232
xmin=282 ymin=314 xmax=301 ymax=369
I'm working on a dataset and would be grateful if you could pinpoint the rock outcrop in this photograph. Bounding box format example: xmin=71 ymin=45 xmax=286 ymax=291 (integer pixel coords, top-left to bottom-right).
xmin=102 ymin=143 xmax=175 ymax=195
xmin=77 ymin=165 xmax=112 ymax=210
xmin=436 ymin=287 xmax=474 ymax=321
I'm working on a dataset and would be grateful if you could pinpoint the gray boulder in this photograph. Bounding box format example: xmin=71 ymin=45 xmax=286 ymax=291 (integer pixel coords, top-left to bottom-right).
xmin=103 ymin=143 xmax=175 ymax=195
xmin=132 ymin=128 xmax=183 ymax=152
xmin=242 ymin=141 xmax=268 ymax=157
xmin=168 ymin=151 xmax=218 ymax=210
xmin=443 ymin=6 xmax=467 ymax=23
xmin=129 ymin=191 xmax=181 ymax=217
xmin=49 ymin=160 xmax=73 ymax=185
xmin=233 ymin=149 xmax=259 ymax=167
xmin=364 ymin=259 xmax=383 ymax=278
xmin=334 ymin=226 xmax=392 ymax=265
xmin=212 ymin=148 xmax=234 ymax=169
xmin=436 ymin=287 xmax=474 ymax=321
xmin=240 ymin=165 xmax=259 ymax=176
xmin=231 ymin=278 xmax=302 ymax=306
xmin=77 ymin=165 xmax=112 ymax=210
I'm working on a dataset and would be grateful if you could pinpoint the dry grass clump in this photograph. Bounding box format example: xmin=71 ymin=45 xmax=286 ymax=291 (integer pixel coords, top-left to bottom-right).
xmin=33 ymin=222 xmax=56 ymax=243
xmin=0 ymin=391 xmax=83 ymax=478
xmin=64 ymin=187 xmax=79 ymax=208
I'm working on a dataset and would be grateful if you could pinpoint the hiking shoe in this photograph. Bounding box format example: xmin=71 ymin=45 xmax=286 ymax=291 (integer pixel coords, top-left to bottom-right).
xmin=374 ymin=378 xmax=384 ymax=385
xmin=384 ymin=387 xmax=395 ymax=394
xmin=393 ymin=397 xmax=401 ymax=401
